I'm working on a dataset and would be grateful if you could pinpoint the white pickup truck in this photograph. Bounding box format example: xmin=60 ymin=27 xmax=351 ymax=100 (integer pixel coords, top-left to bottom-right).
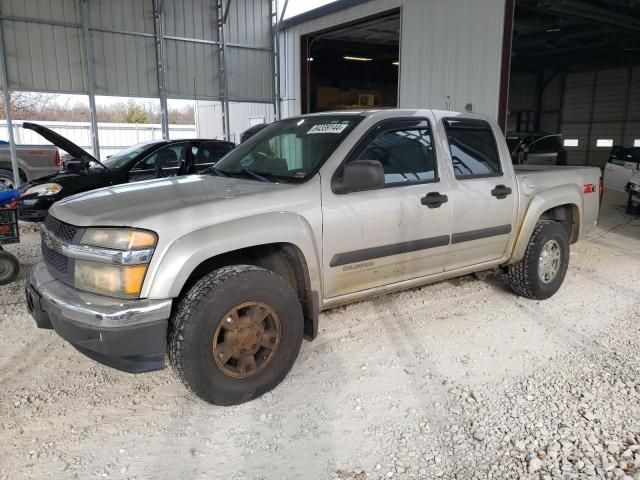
xmin=26 ymin=109 xmax=602 ymax=405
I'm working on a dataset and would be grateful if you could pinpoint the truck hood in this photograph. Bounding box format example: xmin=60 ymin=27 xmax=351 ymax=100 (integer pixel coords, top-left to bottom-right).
xmin=49 ymin=175 xmax=294 ymax=226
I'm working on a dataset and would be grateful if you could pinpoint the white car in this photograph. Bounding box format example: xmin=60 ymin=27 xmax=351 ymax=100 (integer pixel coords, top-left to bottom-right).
xmin=604 ymin=146 xmax=640 ymax=193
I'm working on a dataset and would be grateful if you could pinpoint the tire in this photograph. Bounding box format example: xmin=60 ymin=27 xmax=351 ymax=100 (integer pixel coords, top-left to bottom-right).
xmin=508 ymin=220 xmax=569 ymax=300
xmin=0 ymin=169 xmax=15 ymax=190
xmin=0 ymin=250 xmax=19 ymax=285
xmin=627 ymin=195 xmax=635 ymax=215
xmin=169 ymin=264 xmax=304 ymax=406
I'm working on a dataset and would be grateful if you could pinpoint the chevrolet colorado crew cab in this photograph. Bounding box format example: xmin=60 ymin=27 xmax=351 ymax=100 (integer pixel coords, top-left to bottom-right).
xmin=26 ymin=109 xmax=602 ymax=405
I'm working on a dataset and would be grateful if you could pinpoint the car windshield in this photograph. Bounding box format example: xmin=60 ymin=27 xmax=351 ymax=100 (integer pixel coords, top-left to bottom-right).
xmin=213 ymin=115 xmax=363 ymax=182
xmin=92 ymin=141 xmax=161 ymax=170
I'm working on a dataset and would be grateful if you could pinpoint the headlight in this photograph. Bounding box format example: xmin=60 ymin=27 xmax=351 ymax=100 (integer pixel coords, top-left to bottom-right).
xmin=81 ymin=228 xmax=157 ymax=250
xmin=24 ymin=183 xmax=62 ymax=196
xmin=74 ymin=261 xmax=148 ymax=299
xmin=72 ymin=228 xmax=157 ymax=299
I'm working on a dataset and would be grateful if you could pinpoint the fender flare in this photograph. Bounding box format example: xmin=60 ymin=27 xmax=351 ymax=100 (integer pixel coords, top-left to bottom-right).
xmin=143 ymin=211 xmax=322 ymax=300
xmin=509 ymin=184 xmax=582 ymax=263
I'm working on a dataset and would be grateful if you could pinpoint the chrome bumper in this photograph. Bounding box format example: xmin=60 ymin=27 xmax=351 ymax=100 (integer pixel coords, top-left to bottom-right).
xmin=26 ymin=263 xmax=172 ymax=373
xmin=28 ymin=262 xmax=171 ymax=328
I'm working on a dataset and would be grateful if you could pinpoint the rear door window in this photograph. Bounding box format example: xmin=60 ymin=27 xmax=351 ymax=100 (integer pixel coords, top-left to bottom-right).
xmin=443 ymin=119 xmax=502 ymax=178
xmin=194 ymin=142 xmax=234 ymax=170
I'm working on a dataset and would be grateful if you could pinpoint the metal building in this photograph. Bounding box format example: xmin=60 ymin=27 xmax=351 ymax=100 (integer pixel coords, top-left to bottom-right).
xmin=277 ymin=0 xmax=510 ymax=123
xmin=0 ymin=0 xmax=275 ymax=185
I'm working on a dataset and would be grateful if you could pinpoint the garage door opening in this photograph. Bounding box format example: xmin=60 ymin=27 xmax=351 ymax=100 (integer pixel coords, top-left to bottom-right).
xmin=300 ymin=10 xmax=400 ymax=114
xmin=506 ymin=0 xmax=640 ymax=169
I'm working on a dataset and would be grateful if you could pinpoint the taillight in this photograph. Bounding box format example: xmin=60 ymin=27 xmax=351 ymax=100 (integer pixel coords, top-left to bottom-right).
xmin=54 ymin=149 xmax=61 ymax=167
xmin=599 ymin=176 xmax=604 ymax=205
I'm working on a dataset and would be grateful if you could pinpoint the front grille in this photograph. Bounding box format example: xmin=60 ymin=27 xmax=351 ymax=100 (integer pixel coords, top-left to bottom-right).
xmin=43 ymin=244 xmax=68 ymax=274
xmin=43 ymin=215 xmax=80 ymax=243
xmin=41 ymin=215 xmax=82 ymax=285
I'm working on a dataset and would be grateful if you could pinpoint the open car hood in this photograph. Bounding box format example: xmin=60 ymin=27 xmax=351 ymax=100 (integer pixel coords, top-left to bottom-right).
xmin=22 ymin=122 xmax=97 ymax=163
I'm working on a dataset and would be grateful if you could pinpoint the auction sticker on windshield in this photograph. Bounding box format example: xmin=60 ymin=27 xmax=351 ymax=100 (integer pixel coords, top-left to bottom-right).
xmin=307 ymin=123 xmax=349 ymax=134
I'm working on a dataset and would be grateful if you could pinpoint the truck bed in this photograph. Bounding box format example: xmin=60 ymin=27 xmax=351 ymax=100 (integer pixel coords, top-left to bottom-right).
xmin=514 ymin=164 xmax=601 ymax=240
xmin=0 ymin=144 xmax=59 ymax=181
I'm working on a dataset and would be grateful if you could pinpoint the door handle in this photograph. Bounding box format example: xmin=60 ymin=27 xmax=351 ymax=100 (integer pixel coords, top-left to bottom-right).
xmin=421 ymin=192 xmax=448 ymax=208
xmin=491 ymin=184 xmax=512 ymax=199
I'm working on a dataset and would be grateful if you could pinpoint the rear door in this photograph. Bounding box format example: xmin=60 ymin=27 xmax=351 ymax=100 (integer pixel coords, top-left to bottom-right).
xmin=442 ymin=118 xmax=516 ymax=271
xmin=604 ymin=147 xmax=640 ymax=192
xmin=128 ymin=142 xmax=193 ymax=181
xmin=322 ymin=117 xmax=452 ymax=298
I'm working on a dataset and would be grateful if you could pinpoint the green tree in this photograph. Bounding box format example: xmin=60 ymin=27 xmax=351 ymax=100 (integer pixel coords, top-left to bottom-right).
xmin=112 ymin=101 xmax=149 ymax=124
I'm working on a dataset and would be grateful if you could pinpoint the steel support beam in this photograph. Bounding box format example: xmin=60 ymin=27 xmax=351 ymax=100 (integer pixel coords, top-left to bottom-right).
xmin=0 ymin=19 xmax=19 ymax=187
xmin=585 ymin=71 xmax=598 ymax=165
xmin=271 ymin=0 xmax=279 ymax=120
xmin=80 ymin=0 xmax=100 ymax=160
xmin=223 ymin=0 xmax=233 ymax=25
xmin=217 ymin=0 xmax=231 ymax=141
xmin=279 ymin=0 xmax=289 ymax=26
xmin=153 ymin=0 xmax=169 ymax=140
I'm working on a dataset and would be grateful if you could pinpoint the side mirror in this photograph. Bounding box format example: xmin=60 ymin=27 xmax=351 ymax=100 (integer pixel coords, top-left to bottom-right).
xmin=333 ymin=159 xmax=384 ymax=194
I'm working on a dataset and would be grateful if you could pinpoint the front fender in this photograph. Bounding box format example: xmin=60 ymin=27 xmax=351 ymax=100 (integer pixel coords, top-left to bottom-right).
xmin=142 ymin=211 xmax=322 ymax=299
xmin=509 ymin=184 xmax=582 ymax=263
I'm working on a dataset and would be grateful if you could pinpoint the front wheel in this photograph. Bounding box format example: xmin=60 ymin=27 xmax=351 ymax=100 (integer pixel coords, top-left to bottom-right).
xmin=0 ymin=250 xmax=19 ymax=285
xmin=169 ymin=265 xmax=304 ymax=405
xmin=508 ymin=220 xmax=569 ymax=300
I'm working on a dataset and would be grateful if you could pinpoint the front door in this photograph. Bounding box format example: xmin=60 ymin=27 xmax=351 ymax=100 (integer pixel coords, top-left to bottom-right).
xmin=441 ymin=118 xmax=516 ymax=271
xmin=322 ymin=118 xmax=452 ymax=298
xmin=527 ymin=134 xmax=562 ymax=165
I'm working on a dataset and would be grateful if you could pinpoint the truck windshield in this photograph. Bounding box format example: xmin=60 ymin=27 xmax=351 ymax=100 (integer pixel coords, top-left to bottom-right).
xmin=214 ymin=115 xmax=363 ymax=182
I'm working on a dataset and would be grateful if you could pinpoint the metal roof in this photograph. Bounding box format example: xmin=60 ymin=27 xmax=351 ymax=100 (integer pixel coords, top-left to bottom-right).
xmin=279 ymin=0 xmax=374 ymax=30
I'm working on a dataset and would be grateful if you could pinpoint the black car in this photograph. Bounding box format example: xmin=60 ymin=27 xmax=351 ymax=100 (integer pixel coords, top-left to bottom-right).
xmin=19 ymin=123 xmax=235 ymax=221
xmin=506 ymin=132 xmax=564 ymax=165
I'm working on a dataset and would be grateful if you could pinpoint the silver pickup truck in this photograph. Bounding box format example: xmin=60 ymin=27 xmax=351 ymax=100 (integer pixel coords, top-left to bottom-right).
xmin=26 ymin=109 xmax=601 ymax=405
xmin=0 ymin=141 xmax=60 ymax=187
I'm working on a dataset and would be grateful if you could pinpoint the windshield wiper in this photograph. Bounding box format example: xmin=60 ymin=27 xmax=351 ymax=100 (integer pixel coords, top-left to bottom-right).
xmin=239 ymin=168 xmax=272 ymax=183
xmin=207 ymin=166 xmax=227 ymax=177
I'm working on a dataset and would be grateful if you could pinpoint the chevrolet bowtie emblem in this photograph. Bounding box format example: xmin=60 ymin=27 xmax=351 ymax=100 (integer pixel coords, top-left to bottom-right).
xmin=41 ymin=228 xmax=59 ymax=251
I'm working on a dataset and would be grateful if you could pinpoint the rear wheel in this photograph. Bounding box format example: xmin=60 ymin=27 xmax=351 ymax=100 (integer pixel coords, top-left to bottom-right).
xmin=169 ymin=265 xmax=304 ymax=405
xmin=0 ymin=250 xmax=19 ymax=285
xmin=508 ymin=220 xmax=569 ymax=300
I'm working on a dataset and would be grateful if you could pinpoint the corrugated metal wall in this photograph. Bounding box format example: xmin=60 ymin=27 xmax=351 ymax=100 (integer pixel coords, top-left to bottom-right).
xmin=508 ymin=66 xmax=640 ymax=166
xmin=196 ymin=100 xmax=275 ymax=141
xmin=278 ymin=0 xmax=506 ymax=119
xmin=89 ymin=0 xmax=157 ymax=97
xmin=0 ymin=0 xmax=273 ymax=102
xmin=560 ymin=68 xmax=640 ymax=166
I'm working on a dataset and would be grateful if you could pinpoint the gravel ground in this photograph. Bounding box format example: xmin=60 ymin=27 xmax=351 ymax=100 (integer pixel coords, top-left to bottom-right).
xmin=1 ymin=191 xmax=639 ymax=480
